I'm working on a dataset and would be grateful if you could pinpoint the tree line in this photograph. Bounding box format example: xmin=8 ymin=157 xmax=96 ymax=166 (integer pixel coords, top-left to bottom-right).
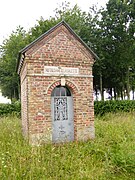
xmin=0 ymin=0 xmax=135 ymax=101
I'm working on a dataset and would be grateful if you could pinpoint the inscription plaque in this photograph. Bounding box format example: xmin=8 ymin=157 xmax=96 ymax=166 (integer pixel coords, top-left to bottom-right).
xmin=44 ymin=66 xmax=79 ymax=75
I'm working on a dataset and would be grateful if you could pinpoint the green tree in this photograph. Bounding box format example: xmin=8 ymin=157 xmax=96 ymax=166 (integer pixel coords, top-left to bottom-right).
xmin=0 ymin=27 xmax=27 ymax=101
xmin=93 ymin=0 xmax=135 ymax=100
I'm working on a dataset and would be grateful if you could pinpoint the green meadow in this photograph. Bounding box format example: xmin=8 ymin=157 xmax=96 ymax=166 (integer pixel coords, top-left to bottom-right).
xmin=0 ymin=113 xmax=135 ymax=179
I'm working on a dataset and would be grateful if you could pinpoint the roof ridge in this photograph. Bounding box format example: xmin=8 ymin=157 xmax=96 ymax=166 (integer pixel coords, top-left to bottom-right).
xmin=17 ymin=20 xmax=98 ymax=74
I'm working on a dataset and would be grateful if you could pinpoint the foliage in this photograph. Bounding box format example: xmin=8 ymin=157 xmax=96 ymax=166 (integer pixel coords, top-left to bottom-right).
xmin=27 ymin=17 xmax=59 ymax=43
xmin=0 ymin=27 xmax=28 ymax=101
xmin=1 ymin=99 xmax=135 ymax=117
xmin=0 ymin=113 xmax=135 ymax=179
xmin=55 ymin=4 xmax=93 ymax=44
xmin=94 ymin=100 xmax=135 ymax=116
xmin=0 ymin=101 xmax=21 ymax=117
xmin=92 ymin=0 xmax=135 ymax=100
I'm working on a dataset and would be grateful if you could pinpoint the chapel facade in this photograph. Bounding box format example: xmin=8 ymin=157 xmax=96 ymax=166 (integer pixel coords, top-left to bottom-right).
xmin=17 ymin=21 xmax=97 ymax=144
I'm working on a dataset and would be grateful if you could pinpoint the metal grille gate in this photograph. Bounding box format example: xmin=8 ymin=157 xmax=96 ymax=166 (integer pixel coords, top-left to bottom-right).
xmin=51 ymin=86 xmax=74 ymax=143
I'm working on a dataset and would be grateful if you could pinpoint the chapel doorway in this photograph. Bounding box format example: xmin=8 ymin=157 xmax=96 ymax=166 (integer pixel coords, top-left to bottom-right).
xmin=51 ymin=86 xmax=74 ymax=143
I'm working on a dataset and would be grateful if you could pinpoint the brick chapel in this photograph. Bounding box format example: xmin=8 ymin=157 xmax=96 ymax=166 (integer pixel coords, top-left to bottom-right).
xmin=17 ymin=21 xmax=97 ymax=144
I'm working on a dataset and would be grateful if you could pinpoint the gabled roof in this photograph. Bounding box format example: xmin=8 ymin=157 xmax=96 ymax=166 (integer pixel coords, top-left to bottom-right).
xmin=17 ymin=20 xmax=98 ymax=74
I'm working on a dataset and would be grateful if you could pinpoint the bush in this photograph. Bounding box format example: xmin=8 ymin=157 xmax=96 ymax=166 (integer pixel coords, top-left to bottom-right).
xmin=94 ymin=100 xmax=135 ymax=116
xmin=0 ymin=100 xmax=135 ymax=116
xmin=1 ymin=100 xmax=135 ymax=117
xmin=0 ymin=101 xmax=21 ymax=117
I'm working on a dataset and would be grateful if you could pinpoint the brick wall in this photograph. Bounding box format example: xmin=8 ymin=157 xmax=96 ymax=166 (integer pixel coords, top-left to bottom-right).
xmin=19 ymin=22 xmax=95 ymax=144
xmin=20 ymin=62 xmax=28 ymax=137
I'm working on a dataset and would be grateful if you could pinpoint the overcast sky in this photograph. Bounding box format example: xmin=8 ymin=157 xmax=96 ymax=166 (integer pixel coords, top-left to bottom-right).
xmin=0 ymin=0 xmax=108 ymax=103
xmin=0 ymin=0 xmax=108 ymax=45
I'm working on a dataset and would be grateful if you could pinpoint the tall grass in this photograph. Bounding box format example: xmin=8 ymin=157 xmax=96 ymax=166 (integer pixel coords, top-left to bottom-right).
xmin=0 ymin=113 xmax=135 ymax=179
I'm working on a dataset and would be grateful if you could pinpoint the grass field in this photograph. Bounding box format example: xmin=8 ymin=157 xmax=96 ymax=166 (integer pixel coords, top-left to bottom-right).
xmin=0 ymin=113 xmax=135 ymax=179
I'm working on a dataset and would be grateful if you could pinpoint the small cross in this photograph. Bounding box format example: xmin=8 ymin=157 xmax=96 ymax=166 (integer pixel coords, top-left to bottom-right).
xmin=59 ymin=124 xmax=65 ymax=130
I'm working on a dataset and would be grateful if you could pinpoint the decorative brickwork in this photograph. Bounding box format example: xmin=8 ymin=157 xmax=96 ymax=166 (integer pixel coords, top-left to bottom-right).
xmin=17 ymin=21 xmax=97 ymax=144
